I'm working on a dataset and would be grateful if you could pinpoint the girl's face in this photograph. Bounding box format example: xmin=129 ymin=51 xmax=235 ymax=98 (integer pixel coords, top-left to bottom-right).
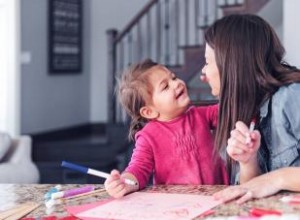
xmin=202 ymin=43 xmax=220 ymax=97
xmin=146 ymin=66 xmax=190 ymax=121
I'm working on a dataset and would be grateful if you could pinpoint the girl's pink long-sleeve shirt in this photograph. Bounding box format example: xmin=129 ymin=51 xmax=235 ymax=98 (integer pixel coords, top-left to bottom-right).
xmin=125 ymin=105 xmax=229 ymax=189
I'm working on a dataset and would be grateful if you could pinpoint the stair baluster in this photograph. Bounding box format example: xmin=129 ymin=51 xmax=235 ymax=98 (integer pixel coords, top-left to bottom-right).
xmin=107 ymin=0 xmax=269 ymax=124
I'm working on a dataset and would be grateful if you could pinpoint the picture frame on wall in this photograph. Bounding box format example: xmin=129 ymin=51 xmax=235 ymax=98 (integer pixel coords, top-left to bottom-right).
xmin=48 ymin=0 xmax=82 ymax=74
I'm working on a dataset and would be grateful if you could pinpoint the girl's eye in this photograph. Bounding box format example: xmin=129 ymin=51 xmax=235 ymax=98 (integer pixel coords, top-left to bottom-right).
xmin=163 ymin=84 xmax=169 ymax=90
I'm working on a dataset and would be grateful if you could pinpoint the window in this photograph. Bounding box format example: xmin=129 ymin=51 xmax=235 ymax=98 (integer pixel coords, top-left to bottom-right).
xmin=0 ymin=0 xmax=20 ymax=136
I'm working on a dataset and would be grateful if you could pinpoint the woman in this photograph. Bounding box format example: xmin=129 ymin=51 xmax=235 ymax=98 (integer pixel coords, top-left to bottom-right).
xmin=201 ymin=14 xmax=300 ymax=204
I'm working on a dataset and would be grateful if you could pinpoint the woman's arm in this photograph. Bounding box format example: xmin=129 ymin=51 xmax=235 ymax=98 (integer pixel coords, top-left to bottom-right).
xmin=214 ymin=167 xmax=300 ymax=204
xmin=238 ymin=154 xmax=261 ymax=183
xmin=278 ymin=167 xmax=300 ymax=191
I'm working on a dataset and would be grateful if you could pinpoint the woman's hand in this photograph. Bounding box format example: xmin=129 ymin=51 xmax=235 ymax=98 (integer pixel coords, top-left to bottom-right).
xmin=213 ymin=171 xmax=283 ymax=204
xmin=227 ymin=121 xmax=261 ymax=164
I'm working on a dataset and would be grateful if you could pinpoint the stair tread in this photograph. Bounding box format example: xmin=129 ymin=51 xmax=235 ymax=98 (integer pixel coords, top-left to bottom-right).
xmin=36 ymin=135 xmax=109 ymax=147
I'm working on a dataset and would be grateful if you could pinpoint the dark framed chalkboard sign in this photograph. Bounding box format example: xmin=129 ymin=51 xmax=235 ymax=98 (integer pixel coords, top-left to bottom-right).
xmin=48 ymin=0 xmax=82 ymax=74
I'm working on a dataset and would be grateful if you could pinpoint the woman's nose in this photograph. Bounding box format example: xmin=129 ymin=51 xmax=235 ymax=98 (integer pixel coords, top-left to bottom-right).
xmin=201 ymin=66 xmax=206 ymax=74
xmin=200 ymin=68 xmax=207 ymax=82
xmin=200 ymin=74 xmax=207 ymax=82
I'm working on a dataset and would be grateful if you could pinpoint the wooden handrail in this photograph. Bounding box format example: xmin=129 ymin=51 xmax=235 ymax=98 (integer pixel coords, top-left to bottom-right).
xmin=115 ymin=0 xmax=158 ymax=43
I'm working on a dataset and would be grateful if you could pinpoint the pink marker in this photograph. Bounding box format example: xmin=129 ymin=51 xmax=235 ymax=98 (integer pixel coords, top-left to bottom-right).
xmin=249 ymin=119 xmax=256 ymax=132
xmin=51 ymin=185 xmax=94 ymax=199
xmin=249 ymin=207 xmax=282 ymax=216
xmin=246 ymin=118 xmax=256 ymax=145
xmin=280 ymin=195 xmax=300 ymax=203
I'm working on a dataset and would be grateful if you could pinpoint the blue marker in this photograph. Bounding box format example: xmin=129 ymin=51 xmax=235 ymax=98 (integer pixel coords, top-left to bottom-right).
xmin=61 ymin=161 xmax=137 ymax=185
xmin=44 ymin=185 xmax=62 ymax=200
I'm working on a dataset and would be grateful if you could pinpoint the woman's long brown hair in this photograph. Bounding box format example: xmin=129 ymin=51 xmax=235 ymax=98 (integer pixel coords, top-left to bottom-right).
xmin=204 ymin=14 xmax=300 ymax=175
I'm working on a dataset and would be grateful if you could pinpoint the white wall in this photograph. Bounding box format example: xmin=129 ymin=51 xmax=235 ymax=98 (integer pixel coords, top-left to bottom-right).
xmin=89 ymin=0 xmax=148 ymax=123
xmin=21 ymin=0 xmax=91 ymax=134
xmin=283 ymin=0 xmax=300 ymax=67
xmin=258 ymin=0 xmax=283 ymax=41
xmin=20 ymin=0 xmax=150 ymax=133
xmin=0 ymin=0 xmax=20 ymax=136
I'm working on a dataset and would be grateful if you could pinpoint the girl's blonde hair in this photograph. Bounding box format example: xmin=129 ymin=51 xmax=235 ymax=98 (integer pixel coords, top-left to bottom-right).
xmin=118 ymin=59 xmax=158 ymax=140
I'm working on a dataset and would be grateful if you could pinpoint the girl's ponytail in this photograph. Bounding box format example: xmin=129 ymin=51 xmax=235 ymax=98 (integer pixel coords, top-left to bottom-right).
xmin=129 ymin=116 xmax=146 ymax=141
xmin=118 ymin=59 xmax=158 ymax=141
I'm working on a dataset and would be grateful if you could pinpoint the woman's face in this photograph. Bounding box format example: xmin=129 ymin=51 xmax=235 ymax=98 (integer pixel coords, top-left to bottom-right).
xmin=202 ymin=43 xmax=220 ymax=97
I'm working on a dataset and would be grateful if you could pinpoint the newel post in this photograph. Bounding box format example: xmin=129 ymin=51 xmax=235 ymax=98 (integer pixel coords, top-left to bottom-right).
xmin=106 ymin=29 xmax=118 ymax=124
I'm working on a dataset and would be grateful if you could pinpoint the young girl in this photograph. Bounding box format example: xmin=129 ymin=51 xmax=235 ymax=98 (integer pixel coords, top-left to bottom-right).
xmin=104 ymin=59 xmax=228 ymax=198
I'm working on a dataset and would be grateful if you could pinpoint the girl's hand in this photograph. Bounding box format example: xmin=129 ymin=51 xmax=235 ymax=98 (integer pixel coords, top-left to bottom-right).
xmin=104 ymin=169 xmax=127 ymax=198
xmin=226 ymin=121 xmax=261 ymax=164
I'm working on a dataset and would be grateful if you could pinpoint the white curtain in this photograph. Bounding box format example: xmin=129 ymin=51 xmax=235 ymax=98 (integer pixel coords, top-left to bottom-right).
xmin=0 ymin=0 xmax=20 ymax=136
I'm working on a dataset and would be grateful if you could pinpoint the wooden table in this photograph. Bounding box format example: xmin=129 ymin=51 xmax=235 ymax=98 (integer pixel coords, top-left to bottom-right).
xmin=0 ymin=184 xmax=300 ymax=219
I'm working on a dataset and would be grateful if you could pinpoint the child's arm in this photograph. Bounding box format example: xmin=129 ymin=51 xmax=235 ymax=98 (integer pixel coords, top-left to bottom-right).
xmin=227 ymin=121 xmax=261 ymax=183
xmin=104 ymin=132 xmax=154 ymax=198
xmin=104 ymin=170 xmax=139 ymax=198
xmin=125 ymin=133 xmax=154 ymax=189
xmin=194 ymin=104 xmax=219 ymax=129
xmin=203 ymin=104 xmax=219 ymax=129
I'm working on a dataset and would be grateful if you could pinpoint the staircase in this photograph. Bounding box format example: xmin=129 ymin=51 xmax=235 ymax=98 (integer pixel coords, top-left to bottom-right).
xmin=107 ymin=0 xmax=270 ymax=124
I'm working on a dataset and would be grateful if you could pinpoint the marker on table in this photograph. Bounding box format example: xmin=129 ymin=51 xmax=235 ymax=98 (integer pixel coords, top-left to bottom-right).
xmin=249 ymin=207 xmax=282 ymax=217
xmin=61 ymin=161 xmax=137 ymax=186
xmin=45 ymin=198 xmax=63 ymax=208
xmin=280 ymin=195 xmax=300 ymax=203
xmin=51 ymin=185 xmax=95 ymax=199
xmin=246 ymin=118 xmax=256 ymax=145
xmin=44 ymin=185 xmax=62 ymax=200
